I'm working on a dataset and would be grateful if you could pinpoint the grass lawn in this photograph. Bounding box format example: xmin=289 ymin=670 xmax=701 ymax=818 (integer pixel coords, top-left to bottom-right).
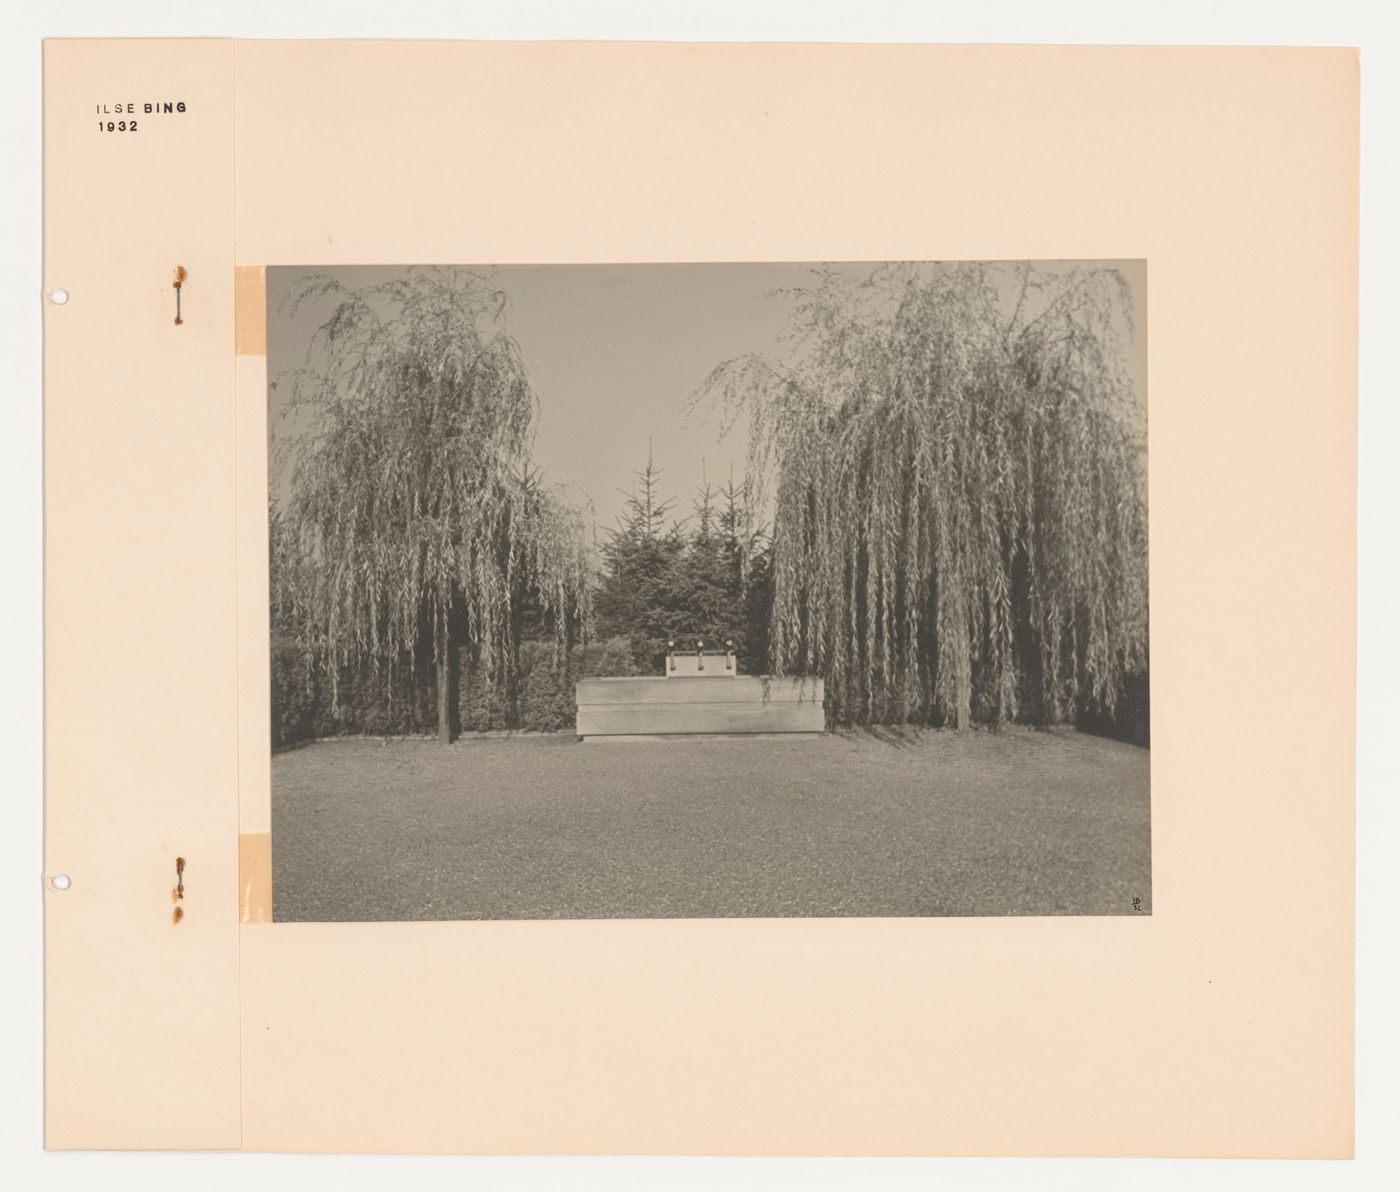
xmin=271 ymin=726 xmax=1150 ymax=921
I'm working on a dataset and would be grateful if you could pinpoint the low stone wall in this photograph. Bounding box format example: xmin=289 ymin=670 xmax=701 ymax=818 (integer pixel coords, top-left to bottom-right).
xmin=575 ymin=675 xmax=825 ymax=738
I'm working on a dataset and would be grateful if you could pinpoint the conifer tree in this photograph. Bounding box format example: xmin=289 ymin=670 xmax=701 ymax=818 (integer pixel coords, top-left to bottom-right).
xmin=593 ymin=449 xmax=687 ymax=667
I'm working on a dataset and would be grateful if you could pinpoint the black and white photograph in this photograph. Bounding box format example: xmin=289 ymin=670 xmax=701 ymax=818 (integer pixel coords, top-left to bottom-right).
xmin=265 ymin=260 xmax=1149 ymax=922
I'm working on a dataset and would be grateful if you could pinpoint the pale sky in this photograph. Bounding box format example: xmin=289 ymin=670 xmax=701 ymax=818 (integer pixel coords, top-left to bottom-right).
xmin=267 ymin=261 xmax=1145 ymax=538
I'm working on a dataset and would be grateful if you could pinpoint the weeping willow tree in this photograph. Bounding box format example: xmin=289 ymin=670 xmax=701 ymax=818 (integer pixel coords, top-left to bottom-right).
xmin=691 ymin=262 xmax=1147 ymax=730
xmin=274 ymin=267 xmax=591 ymax=743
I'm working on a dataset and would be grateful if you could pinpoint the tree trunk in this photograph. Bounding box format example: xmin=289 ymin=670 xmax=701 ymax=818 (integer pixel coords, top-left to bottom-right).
xmin=436 ymin=652 xmax=452 ymax=745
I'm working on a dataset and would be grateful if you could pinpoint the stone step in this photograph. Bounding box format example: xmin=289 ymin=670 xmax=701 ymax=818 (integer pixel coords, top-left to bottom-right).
xmin=576 ymin=700 xmax=826 ymax=737
xmin=575 ymin=675 xmax=824 ymax=706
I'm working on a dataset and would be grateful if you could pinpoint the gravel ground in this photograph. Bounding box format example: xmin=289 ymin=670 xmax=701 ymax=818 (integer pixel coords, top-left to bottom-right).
xmin=271 ymin=726 xmax=1151 ymax=921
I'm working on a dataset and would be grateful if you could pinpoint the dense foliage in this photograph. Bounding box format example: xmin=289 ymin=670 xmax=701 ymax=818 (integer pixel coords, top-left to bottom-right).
xmin=591 ymin=455 xmax=770 ymax=675
xmin=271 ymin=263 xmax=1147 ymax=745
xmin=272 ymin=466 xmax=769 ymax=743
xmin=691 ymin=263 xmax=1148 ymax=729
xmin=273 ymin=269 xmax=591 ymax=742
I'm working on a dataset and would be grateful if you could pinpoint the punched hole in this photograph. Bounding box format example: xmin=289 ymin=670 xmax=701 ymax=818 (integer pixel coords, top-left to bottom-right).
xmin=50 ymin=874 xmax=72 ymax=891
xmin=49 ymin=289 xmax=70 ymax=305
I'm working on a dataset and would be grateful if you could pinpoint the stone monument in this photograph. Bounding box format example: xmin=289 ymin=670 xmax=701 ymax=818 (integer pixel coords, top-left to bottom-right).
xmin=575 ymin=639 xmax=825 ymax=739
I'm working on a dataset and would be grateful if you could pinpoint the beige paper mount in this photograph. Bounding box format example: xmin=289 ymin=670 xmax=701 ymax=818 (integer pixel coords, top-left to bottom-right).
xmin=44 ymin=39 xmax=1356 ymax=1155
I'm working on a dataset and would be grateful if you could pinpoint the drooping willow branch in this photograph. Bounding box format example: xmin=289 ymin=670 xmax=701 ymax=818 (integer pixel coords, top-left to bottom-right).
xmin=690 ymin=263 xmax=1147 ymax=729
xmin=273 ymin=268 xmax=592 ymax=716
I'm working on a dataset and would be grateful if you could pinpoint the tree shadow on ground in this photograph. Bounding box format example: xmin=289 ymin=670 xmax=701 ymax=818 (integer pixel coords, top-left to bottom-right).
xmin=830 ymin=724 xmax=934 ymax=750
xmin=831 ymin=723 xmax=1101 ymax=751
